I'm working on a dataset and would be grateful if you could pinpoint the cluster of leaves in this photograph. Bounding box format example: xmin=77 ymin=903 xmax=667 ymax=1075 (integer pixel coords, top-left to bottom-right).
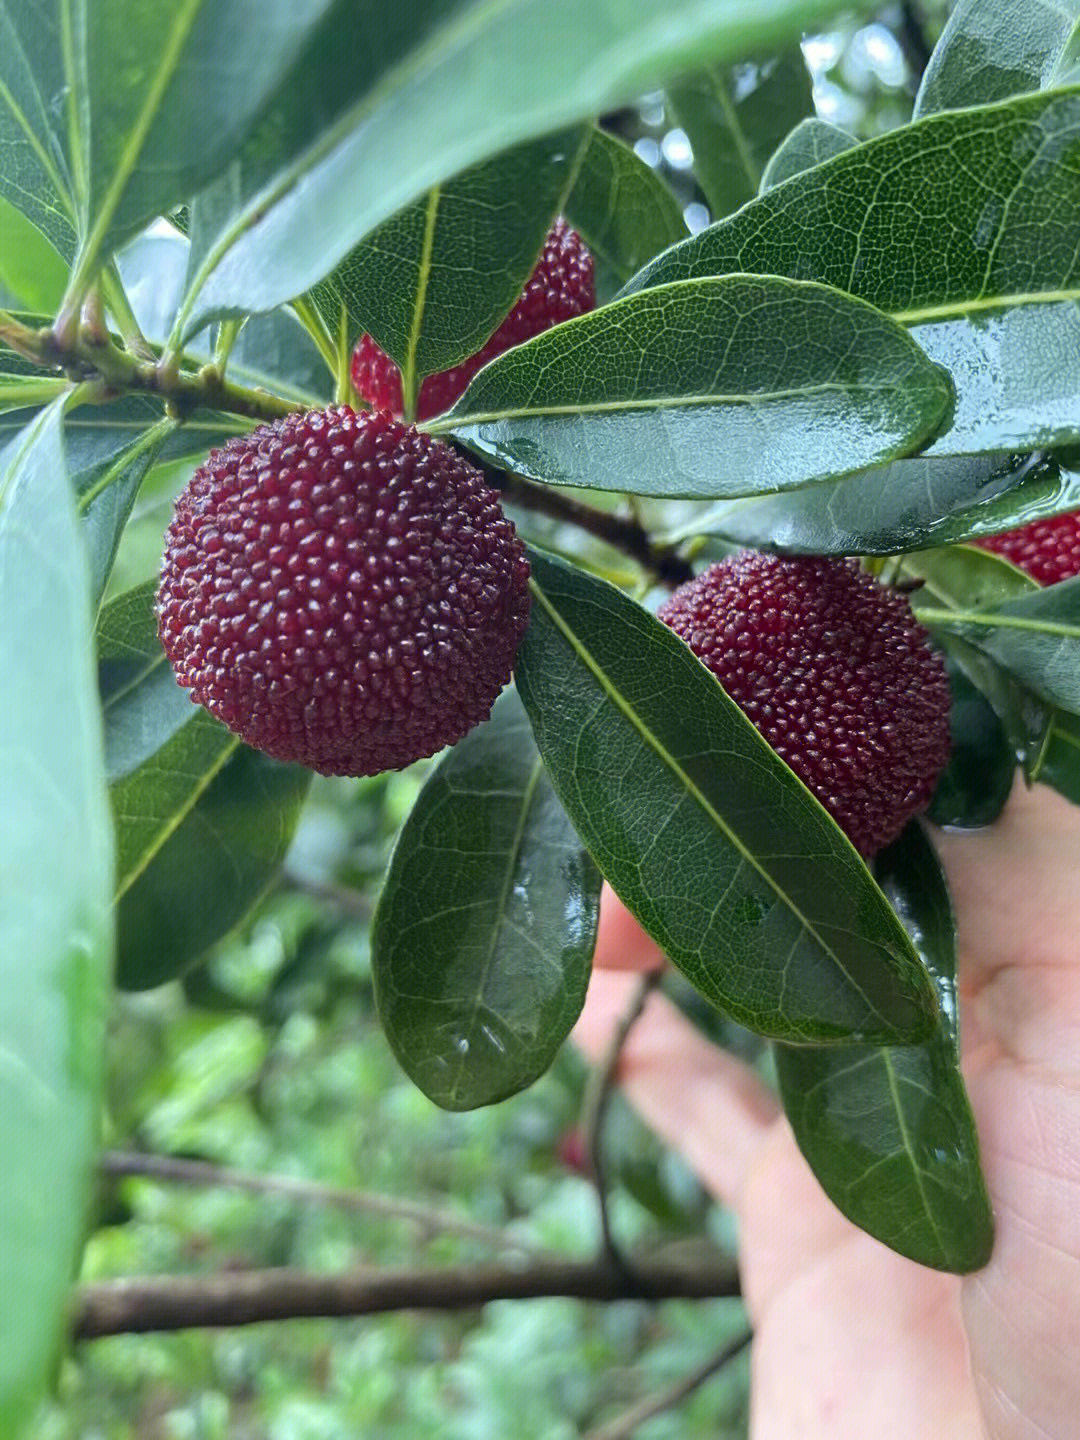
xmin=5 ymin=0 xmax=1080 ymax=1429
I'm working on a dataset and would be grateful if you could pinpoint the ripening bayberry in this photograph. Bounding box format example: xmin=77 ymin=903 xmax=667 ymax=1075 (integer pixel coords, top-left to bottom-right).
xmin=658 ymin=554 xmax=951 ymax=857
xmin=156 ymin=406 xmax=531 ymax=776
xmin=974 ymin=511 xmax=1080 ymax=586
xmin=351 ymin=218 xmax=595 ymax=420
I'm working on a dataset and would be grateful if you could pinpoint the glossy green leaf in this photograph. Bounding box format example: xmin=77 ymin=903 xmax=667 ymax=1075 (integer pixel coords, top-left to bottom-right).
xmin=0 ymin=194 xmax=69 ymax=310
xmin=0 ymin=401 xmax=112 ymax=1430
xmin=928 ymin=664 xmax=1016 ymax=830
xmin=623 ymin=88 xmax=1080 ymax=457
xmin=0 ymin=2 xmax=78 ymax=258
xmin=919 ymin=572 xmax=1080 ymax=716
xmin=116 ymin=745 xmax=311 ymax=991
xmin=900 ymin=545 xmax=1054 ymax=768
xmin=97 ymin=582 xmax=240 ymax=914
xmin=563 ymin=126 xmax=687 ymax=284
xmin=667 ymin=451 xmax=1058 ymax=556
xmin=310 ymin=127 xmax=588 ymax=407
xmin=666 ymin=48 xmax=813 ymax=218
xmin=759 ymin=116 xmax=856 ymax=190
xmin=177 ymin=0 xmax=865 ymax=337
xmin=515 ymin=547 xmax=937 ymax=1045
xmin=66 ymin=0 xmax=336 ymax=293
xmin=434 ymin=275 xmax=951 ymax=499
xmin=373 ymin=688 xmax=600 ymax=1111
xmin=915 ymin=0 xmax=1080 ymax=117
xmin=776 ymin=824 xmax=993 ymax=1273
xmin=76 ymin=416 xmax=175 ymax=605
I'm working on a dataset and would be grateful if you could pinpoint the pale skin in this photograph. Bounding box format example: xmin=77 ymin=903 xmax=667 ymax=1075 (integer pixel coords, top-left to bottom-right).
xmin=573 ymin=781 xmax=1080 ymax=1439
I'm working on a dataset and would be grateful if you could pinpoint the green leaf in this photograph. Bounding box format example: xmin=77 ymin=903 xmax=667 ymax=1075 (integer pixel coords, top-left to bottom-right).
xmin=0 ymin=401 xmax=112 ymax=1430
xmin=666 ymin=48 xmax=813 ymax=218
xmin=915 ymin=0 xmax=1080 ymax=117
xmin=515 ymin=547 xmax=937 ymax=1045
xmin=372 ymin=688 xmax=600 ymax=1111
xmin=116 ymin=745 xmax=311 ymax=991
xmin=177 ymin=0 xmax=866 ymax=337
xmin=97 ymin=581 xmax=239 ymax=905
xmin=667 ymin=451 xmax=1061 ymax=556
xmin=66 ymin=0 xmax=337 ymax=294
xmin=759 ymin=115 xmax=856 ymax=190
xmin=562 ymin=126 xmax=687 ymax=285
xmin=775 ymin=824 xmax=993 ymax=1273
xmin=0 ymin=194 xmax=69 ymax=310
xmin=927 ymin=664 xmax=1016 ymax=830
xmin=900 ymin=545 xmax=1054 ymax=767
xmin=434 ymin=275 xmax=952 ymax=499
xmin=0 ymin=2 xmax=78 ymax=258
xmin=76 ymin=416 xmax=175 ymax=605
xmin=1033 ymin=704 xmax=1080 ymax=803
xmin=919 ymin=571 xmax=1080 ymax=716
xmin=310 ymin=127 xmax=589 ymax=407
xmin=623 ymin=88 xmax=1080 ymax=457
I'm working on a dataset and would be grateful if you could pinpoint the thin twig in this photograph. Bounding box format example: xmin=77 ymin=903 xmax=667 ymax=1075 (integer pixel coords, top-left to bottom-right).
xmin=481 ymin=464 xmax=694 ymax=588
xmin=281 ymin=873 xmax=372 ymax=923
xmin=100 ymin=1151 xmax=536 ymax=1254
xmin=578 ymin=971 xmax=663 ymax=1274
xmin=584 ymin=1329 xmax=752 ymax=1440
xmin=73 ymin=1250 xmax=740 ymax=1339
xmin=896 ymin=0 xmax=933 ymax=87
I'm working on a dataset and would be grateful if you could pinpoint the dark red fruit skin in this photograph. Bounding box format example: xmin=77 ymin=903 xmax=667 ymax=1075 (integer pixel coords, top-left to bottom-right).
xmin=974 ymin=511 xmax=1080 ymax=586
xmin=657 ymin=555 xmax=952 ymax=858
xmin=156 ymin=406 xmax=531 ymax=777
xmin=351 ymin=218 xmax=595 ymax=421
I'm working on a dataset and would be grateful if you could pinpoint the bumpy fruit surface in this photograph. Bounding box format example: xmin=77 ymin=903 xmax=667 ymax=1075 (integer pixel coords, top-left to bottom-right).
xmin=975 ymin=511 xmax=1080 ymax=586
xmin=157 ymin=406 xmax=531 ymax=776
xmin=658 ymin=554 xmax=952 ymax=857
xmin=351 ymin=218 xmax=595 ymax=421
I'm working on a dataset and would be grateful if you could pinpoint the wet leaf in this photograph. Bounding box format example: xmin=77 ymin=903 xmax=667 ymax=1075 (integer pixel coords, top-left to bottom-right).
xmin=776 ymin=824 xmax=994 ymax=1273
xmin=373 ymin=688 xmax=600 ymax=1110
xmin=436 ymin=275 xmax=952 ymax=499
xmin=515 ymin=547 xmax=937 ymax=1045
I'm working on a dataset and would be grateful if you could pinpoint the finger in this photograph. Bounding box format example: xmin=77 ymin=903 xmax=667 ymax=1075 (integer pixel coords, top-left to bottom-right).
xmin=594 ymin=884 xmax=668 ymax=973
xmin=574 ymin=968 xmax=780 ymax=1209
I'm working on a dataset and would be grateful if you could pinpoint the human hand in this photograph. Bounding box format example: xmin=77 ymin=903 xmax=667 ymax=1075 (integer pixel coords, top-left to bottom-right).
xmin=574 ymin=781 xmax=1080 ymax=1439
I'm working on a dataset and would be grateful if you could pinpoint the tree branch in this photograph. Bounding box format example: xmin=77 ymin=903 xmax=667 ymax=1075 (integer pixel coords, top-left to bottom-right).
xmin=584 ymin=1329 xmax=752 ymax=1440
xmin=480 ymin=463 xmax=694 ymax=588
xmin=73 ymin=1250 xmax=740 ymax=1339
xmin=101 ymin=1150 xmax=532 ymax=1253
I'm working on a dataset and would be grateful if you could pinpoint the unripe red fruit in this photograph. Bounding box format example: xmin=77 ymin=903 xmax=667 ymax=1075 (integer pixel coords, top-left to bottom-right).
xmin=351 ymin=218 xmax=595 ymax=421
xmin=156 ymin=406 xmax=531 ymax=776
xmin=974 ymin=511 xmax=1080 ymax=586
xmin=658 ymin=555 xmax=952 ymax=858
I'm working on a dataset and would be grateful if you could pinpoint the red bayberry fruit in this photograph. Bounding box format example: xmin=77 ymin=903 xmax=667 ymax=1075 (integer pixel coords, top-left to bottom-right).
xmin=156 ymin=406 xmax=531 ymax=777
xmin=351 ymin=218 xmax=595 ymax=421
xmin=974 ymin=511 xmax=1080 ymax=585
xmin=657 ymin=554 xmax=951 ymax=858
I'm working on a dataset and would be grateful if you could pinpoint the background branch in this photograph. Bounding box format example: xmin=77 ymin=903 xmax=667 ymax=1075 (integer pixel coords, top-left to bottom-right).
xmin=584 ymin=1329 xmax=752 ymax=1440
xmin=74 ymin=1250 xmax=741 ymax=1339
xmin=101 ymin=1151 xmax=536 ymax=1253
